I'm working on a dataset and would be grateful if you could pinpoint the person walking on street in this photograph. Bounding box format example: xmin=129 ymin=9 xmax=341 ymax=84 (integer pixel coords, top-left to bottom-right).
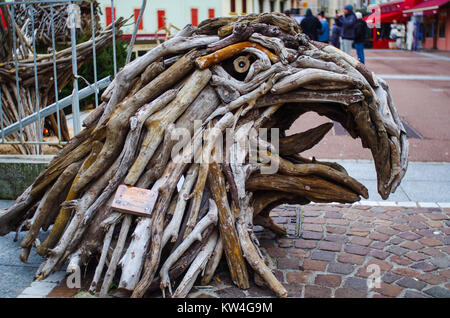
xmin=334 ymin=4 xmax=357 ymax=55
xmin=354 ymin=12 xmax=368 ymax=63
xmin=318 ymin=11 xmax=330 ymax=43
xmin=300 ymin=9 xmax=322 ymax=41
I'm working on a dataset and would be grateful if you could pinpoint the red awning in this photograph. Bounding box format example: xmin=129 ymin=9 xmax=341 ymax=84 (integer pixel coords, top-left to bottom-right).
xmin=403 ymin=0 xmax=450 ymax=14
xmin=364 ymin=11 xmax=407 ymax=25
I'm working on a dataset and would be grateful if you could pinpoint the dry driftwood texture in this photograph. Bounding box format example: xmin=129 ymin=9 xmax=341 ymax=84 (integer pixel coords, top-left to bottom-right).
xmin=0 ymin=12 xmax=408 ymax=298
xmin=0 ymin=1 xmax=119 ymax=154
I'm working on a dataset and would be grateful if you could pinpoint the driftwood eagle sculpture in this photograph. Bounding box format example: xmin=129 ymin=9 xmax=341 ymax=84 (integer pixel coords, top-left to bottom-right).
xmin=0 ymin=13 xmax=408 ymax=298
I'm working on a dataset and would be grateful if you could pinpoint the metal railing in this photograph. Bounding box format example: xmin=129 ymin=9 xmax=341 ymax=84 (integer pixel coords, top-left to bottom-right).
xmin=0 ymin=0 xmax=121 ymax=153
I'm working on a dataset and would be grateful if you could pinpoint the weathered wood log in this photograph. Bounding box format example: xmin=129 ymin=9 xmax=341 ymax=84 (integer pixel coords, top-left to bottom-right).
xmin=208 ymin=162 xmax=250 ymax=289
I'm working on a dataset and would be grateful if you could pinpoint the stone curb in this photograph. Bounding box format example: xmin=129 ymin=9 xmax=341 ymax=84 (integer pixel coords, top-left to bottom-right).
xmin=16 ymin=272 xmax=66 ymax=298
xmin=317 ymin=201 xmax=450 ymax=208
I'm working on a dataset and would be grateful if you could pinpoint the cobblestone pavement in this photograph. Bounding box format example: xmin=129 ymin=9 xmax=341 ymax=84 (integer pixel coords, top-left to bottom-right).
xmin=45 ymin=203 xmax=450 ymax=299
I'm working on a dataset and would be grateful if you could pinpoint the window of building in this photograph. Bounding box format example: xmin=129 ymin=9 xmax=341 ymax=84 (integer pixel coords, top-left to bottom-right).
xmin=424 ymin=15 xmax=435 ymax=38
xmin=208 ymin=8 xmax=215 ymax=19
xmin=157 ymin=10 xmax=165 ymax=30
xmin=134 ymin=9 xmax=144 ymax=30
xmin=191 ymin=8 xmax=198 ymax=27
xmin=259 ymin=0 xmax=264 ymax=13
xmin=230 ymin=0 xmax=236 ymax=13
xmin=242 ymin=0 xmax=247 ymax=14
xmin=105 ymin=6 xmax=116 ymax=26
xmin=270 ymin=0 xmax=275 ymax=12
xmin=438 ymin=13 xmax=446 ymax=38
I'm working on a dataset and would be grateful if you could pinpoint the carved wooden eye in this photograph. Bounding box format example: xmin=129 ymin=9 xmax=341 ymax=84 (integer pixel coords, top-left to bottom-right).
xmin=233 ymin=55 xmax=251 ymax=73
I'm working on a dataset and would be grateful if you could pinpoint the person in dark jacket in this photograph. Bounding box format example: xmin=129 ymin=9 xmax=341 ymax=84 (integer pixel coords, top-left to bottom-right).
xmin=354 ymin=12 xmax=368 ymax=63
xmin=334 ymin=4 xmax=357 ymax=54
xmin=300 ymin=9 xmax=322 ymax=41
xmin=317 ymin=11 xmax=330 ymax=43
xmin=331 ymin=23 xmax=341 ymax=48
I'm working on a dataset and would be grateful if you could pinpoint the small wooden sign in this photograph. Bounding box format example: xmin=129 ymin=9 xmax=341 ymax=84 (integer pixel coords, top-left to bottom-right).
xmin=111 ymin=185 xmax=158 ymax=218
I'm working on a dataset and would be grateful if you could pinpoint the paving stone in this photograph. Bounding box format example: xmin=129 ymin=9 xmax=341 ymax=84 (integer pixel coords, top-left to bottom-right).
xmin=247 ymin=285 xmax=275 ymax=297
xmin=327 ymin=262 xmax=354 ymax=275
xmin=289 ymin=249 xmax=311 ymax=259
xmin=326 ymin=219 xmax=349 ymax=226
xmin=421 ymin=247 xmax=446 ymax=258
xmin=390 ymin=255 xmax=413 ymax=266
xmin=276 ymin=238 xmax=294 ymax=248
xmin=282 ymin=283 xmax=303 ymax=298
xmin=423 ymin=220 xmax=443 ymax=228
xmin=294 ymin=239 xmax=317 ymax=249
xmin=392 ymin=268 xmax=420 ymax=278
xmin=337 ymin=253 xmax=365 ymax=265
xmin=366 ymin=258 xmax=393 ymax=272
xmin=334 ymin=288 xmax=367 ymax=298
xmin=391 ymin=224 xmax=413 ymax=232
xmin=314 ymin=274 xmax=341 ymax=288
xmin=277 ymin=258 xmax=300 ymax=269
xmin=410 ymin=261 xmax=438 ymax=272
xmin=416 ymin=273 xmax=447 ymax=285
xmin=369 ymin=249 xmax=390 ymax=260
xmin=400 ymin=240 xmax=424 ymax=251
xmin=389 ymin=237 xmax=404 ymax=245
xmin=397 ymin=232 xmax=423 ymax=241
xmin=216 ymin=287 xmax=246 ymax=298
xmin=386 ymin=245 xmax=409 ymax=256
xmin=396 ymin=277 xmax=427 ymax=290
xmin=303 ymin=211 xmax=322 ymax=217
xmin=373 ymin=283 xmax=404 ymax=298
xmin=348 ymin=228 xmax=371 ymax=237
xmin=344 ymin=277 xmax=368 ymax=292
xmin=423 ymin=286 xmax=450 ymax=298
xmin=350 ymin=236 xmax=372 ymax=246
xmin=407 ymin=221 xmax=429 ymax=230
xmin=368 ymin=232 xmax=390 ymax=242
xmin=418 ymin=237 xmax=444 ymax=247
xmin=429 ymin=257 xmax=450 ymax=268
xmin=301 ymin=231 xmax=323 ymax=240
xmin=403 ymin=291 xmax=431 ymax=298
xmin=376 ymin=226 xmax=399 ymax=236
xmin=304 ymin=285 xmax=332 ymax=298
xmin=344 ymin=244 xmax=370 ymax=256
xmin=46 ymin=286 xmax=79 ymax=298
xmin=303 ymin=217 xmax=326 ymax=224
xmin=326 ymin=226 xmax=346 ymax=234
xmin=302 ymin=223 xmax=323 ymax=232
xmin=311 ymin=250 xmax=335 ymax=262
xmin=404 ymin=251 xmax=430 ymax=262
xmin=266 ymin=247 xmax=287 ymax=258
xmin=427 ymin=213 xmax=448 ymax=221
xmin=324 ymin=211 xmax=343 ymax=219
xmin=370 ymin=241 xmax=389 ymax=250
xmin=382 ymin=272 xmax=402 ymax=284
xmin=318 ymin=241 xmax=341 ymax=252
xmin=300 ymin=259 xmax=327 ymax=272
xmin=439 ymin=269 xmax=450 ymax=279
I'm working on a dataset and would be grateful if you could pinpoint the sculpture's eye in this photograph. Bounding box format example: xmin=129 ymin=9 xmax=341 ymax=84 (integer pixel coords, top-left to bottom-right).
xmin=222 ymin=53 xmax=256 ymax=81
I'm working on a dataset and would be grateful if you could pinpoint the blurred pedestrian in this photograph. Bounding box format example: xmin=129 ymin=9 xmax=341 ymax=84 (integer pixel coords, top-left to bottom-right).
xmin=334 ymin=4 xmax=357 ymax=55
xmin=354 ymin=12 xmax=368 ymax=63
xmin=331 ymin=21 xmax=341 ymax=48
xmin=300 ymin=9 xmax=322 ymax=41
xmin=318 ymin=11 xmax=330 ymax=43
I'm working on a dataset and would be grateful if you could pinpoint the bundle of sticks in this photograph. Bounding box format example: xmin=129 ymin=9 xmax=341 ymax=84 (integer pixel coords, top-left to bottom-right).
xmin=0 ymin=3 xmax=124 ymax=154
xmin=0 ymin=13 xmax=408 ymax=298
xmin=12 ymin=0 xmax=100 ymax=47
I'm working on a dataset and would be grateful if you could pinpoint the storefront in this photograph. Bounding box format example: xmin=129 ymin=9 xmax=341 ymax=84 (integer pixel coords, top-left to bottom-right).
xmin=365 ymin=0 xmax=409 ymax=49
xmin=403 ymin=0 xmax=450 ymax=50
